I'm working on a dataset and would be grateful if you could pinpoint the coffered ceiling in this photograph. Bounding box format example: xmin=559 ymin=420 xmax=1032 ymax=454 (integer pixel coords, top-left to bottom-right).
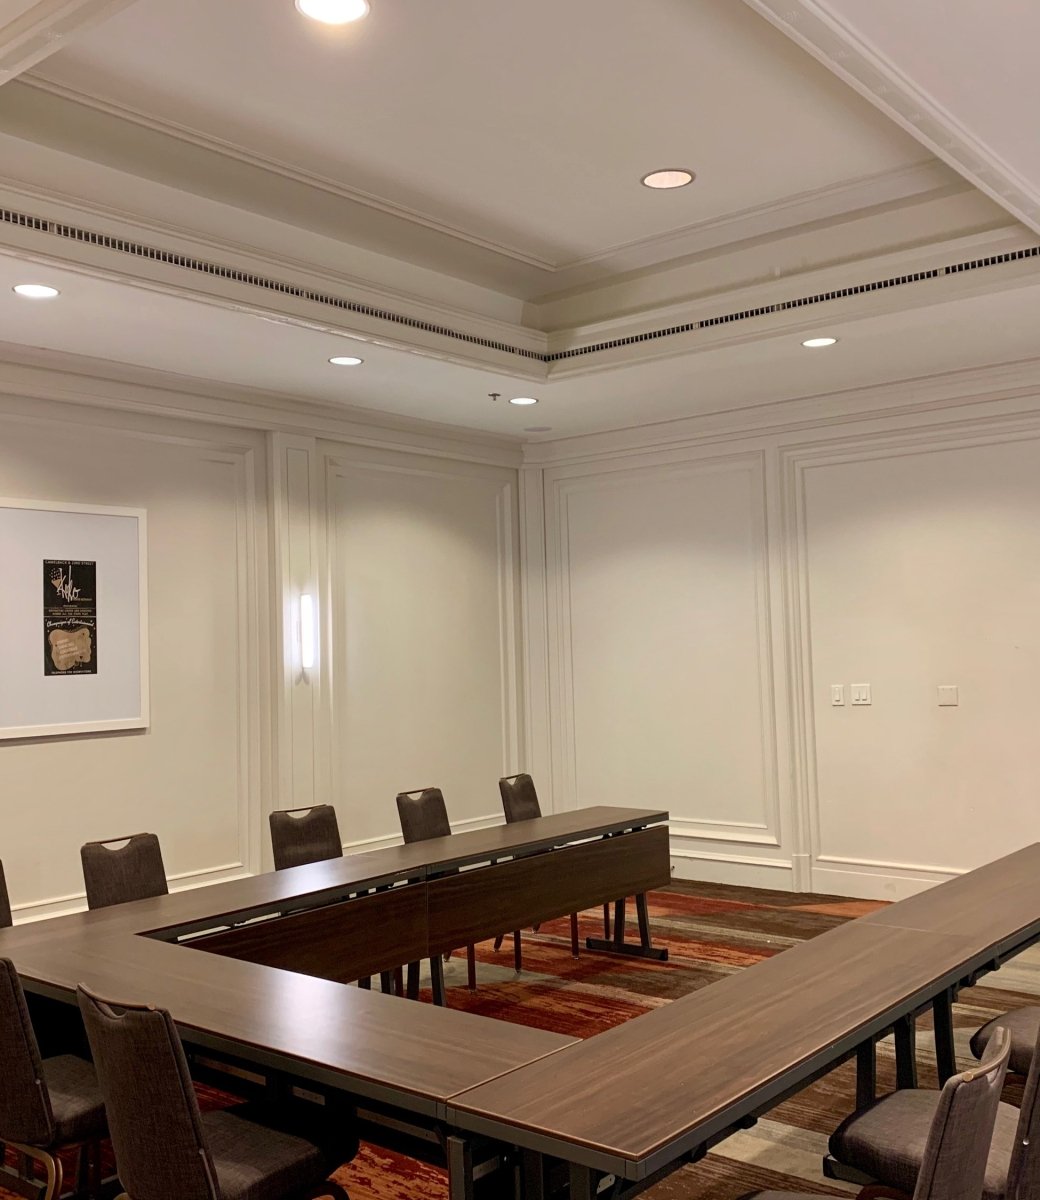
xmin=0 ymin=0 xmax=1037 ymax=440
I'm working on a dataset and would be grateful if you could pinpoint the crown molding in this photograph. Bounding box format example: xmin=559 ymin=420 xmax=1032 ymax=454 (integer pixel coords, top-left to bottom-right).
xmin=19 ymin=75 xmax=561 ymax=272
xmin=0 ymin=1 xmax=137 ymax=84
xmin=19 ymin=74 xmax=971 ymax=294
xmin=743 ymin=0 xmax=1040 ymax=238
xmin=523 ymin=356 xmax=1040 ymax=466
xmin=0 ymin=344 xmax=525 ymax=467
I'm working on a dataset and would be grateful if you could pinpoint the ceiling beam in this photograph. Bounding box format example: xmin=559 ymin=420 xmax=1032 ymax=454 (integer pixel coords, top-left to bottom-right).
xmin=0 ymin=1 xmax=139 ymax=85
xmin=743 ymin=0 xmax=1040 ymax=239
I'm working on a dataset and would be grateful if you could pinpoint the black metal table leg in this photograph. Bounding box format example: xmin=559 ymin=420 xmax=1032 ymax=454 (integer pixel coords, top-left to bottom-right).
xmin=447 ymin=1135 xmax=474 ymax=1200
xmin=856 ymin=1038 xmax=877 ymax=1109
xmin=568 ymin=1164 xmax=595 ymax=1200
xmin=586 ymin=892 xmax=668 ymax=961
xmin=406 ymin=961 xmax=420 ymax=1000
xmin=895 ymin=1014 xmax=918 ymax=1089
xmin=431 ymin=955 xmax=447 ymax=1007
xmin=933 ymin=988 xmax=957 ymax=1084
xmin=520 ymin=1151 xmax=547 ymax=1200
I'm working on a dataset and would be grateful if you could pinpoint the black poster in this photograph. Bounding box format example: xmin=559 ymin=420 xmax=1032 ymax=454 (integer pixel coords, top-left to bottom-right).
xmin=43 ymin=560 xmax=98 ymax=676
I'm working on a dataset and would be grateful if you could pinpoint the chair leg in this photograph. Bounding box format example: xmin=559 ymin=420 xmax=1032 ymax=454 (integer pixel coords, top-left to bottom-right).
xmin=570 ymin=911 xmax=580 ymax=958
xmin=603 ymin=904 xmax=611 ymax=938
xmin=493 ymin=933 xmax=505 ymax=952
xmin=513 ymin=930 xmax=522 ymax=973
xmin=393 ymin=966 xmax=405 ymax=997
xmin=466 ymin=944 xmax=477 ymax=990
xmin=430 ymin=956 xmax=447 ymax=1006
xmin=11 ymin=1144 xmax=62 ymax=1200
xmin=406 ymin=961 xmax=420 ymax=1001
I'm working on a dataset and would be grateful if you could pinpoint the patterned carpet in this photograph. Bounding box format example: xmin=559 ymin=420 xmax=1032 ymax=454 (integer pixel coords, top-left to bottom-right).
xmin=10 ymin=880 xmax=1038 ymax=1199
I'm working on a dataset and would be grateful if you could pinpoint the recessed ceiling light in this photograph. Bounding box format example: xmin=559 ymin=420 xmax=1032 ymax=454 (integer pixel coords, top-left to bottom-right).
xmin=509 ymin=396 xmax=539 ymax=406
xmin=295 ymin=0 xmax=369 ymax=24
xmin=13 ymin=284 xmax=60 ymax=299
xmin=329 ymin=355 xmax=364 ymax=366
xmin=641 ymin=169 xmax=695 ymax=190
xmin=801 ymin=336 xmax=838 ymax=348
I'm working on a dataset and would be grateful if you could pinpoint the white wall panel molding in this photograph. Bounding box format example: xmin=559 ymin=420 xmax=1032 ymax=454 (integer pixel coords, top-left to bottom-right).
xmin=518 ymin=465 xmax=552 ymax=807
xmin=268 ymin=433 xmax=326 ymax=832
xmin=544 ymin=449 xmax=784 ymax=858
xmin=744 ymin=0 xmax=1040 ymax=237
xmin=781 ymin=413 xmax=1040 ymax=898
xmin=320 ymin=444 xmax=522 ymax=845
xmin=0 ymin=397 xmax=268 ymax=915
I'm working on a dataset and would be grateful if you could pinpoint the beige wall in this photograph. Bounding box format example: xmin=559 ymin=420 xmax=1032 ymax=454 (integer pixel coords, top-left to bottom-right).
xmin=530 ymin=399 xmax=1040 ymax=899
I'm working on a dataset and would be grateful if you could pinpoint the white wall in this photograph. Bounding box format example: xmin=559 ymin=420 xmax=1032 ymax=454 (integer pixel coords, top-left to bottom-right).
xmin=527 ymin=388 xmax=1040 ymax=899
xmin=0 ymin=384 xmax=522 ymax=918
xmin=0 ymin=395 xmax=268 ymax=919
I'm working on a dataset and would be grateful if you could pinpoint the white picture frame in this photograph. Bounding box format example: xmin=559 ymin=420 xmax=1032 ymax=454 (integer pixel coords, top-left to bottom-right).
xmin=0 ymin=498 xmax=149 ymax=740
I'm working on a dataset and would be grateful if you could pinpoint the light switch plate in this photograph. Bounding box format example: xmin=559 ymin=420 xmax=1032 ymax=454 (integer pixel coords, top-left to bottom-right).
xmin=831 ymin=684 xmax=845 ymax=706
xmin=851 ymin=683 xmax=872 ymax=706
xmin=937 ymin=685 xmax=959 ymax=707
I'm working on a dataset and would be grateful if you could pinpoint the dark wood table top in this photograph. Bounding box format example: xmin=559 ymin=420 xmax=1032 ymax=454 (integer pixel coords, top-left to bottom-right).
xmin=0 ymin=806 xmax=657 ymax=1114
xmin=862 ymin=842 xmax=1040 ymax=955
xmin=10 ymin=929 xmax=576 ymax=1116
xmin=447 ymin=904 xmax=1030 ymax=1173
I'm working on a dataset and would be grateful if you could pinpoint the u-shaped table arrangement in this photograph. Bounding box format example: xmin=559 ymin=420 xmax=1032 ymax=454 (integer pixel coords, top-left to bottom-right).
xmin=2 ymin=810 xmax=1039 ymax=1200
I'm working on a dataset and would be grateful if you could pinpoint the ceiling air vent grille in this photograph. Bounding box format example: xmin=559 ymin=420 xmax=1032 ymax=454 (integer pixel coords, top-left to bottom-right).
xmin=3 ymin=204 xmax=1039 ymax=364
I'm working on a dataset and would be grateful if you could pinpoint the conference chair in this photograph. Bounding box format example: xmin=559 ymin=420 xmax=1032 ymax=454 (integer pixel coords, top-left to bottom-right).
xmin=396 ymin=787 xmax=477 ymax=1005
xmin=77 ymin=984 xmax=357 ymax=1200
xmin=269 ymin=805 xmax=400 ymax=996
xmin=495 ymin=774 xmax=580 ymax=965
xmin=736 ymin=1026 xmax=1010 ymax=1200
xmin=269 ymin=805 xmax=342 ymax=871
xmin=0 ymin=959 xmax=107 ymax=1200
xmin=0 ymin=859 xmax=12 ymax=928
xmin=80 ymin=833 xmax=168 ymax=910
xmin=827 ymin=1021 xmax=1038 ymax=1200
xmin=973 ymin=1005 xmax=1040 ymax=1078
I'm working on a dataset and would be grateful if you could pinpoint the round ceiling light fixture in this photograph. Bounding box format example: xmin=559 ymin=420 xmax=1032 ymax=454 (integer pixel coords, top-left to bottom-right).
xmin=13 ymin=283 xmax=60 ymax=299
xmin=801 ymin=336 xmax=838 ymax=348
xmin=509 ymin=396 xmax=539 ymax=406
xmin=329 ymin=355 xmax=364 ymax=366
xmin=641 ymin=168 xmax=695 ymax=190
xmin=295 ymin=0 xmax=369 ymax=25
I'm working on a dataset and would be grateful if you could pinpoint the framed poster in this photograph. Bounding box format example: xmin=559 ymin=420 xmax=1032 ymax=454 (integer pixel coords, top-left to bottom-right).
xmin=0 ymin=499 xmax=148 ymax=740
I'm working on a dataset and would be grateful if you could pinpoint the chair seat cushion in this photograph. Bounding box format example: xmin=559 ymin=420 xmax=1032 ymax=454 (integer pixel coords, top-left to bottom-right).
xmin=42 ymin=1054 xmax=106 ymax=1145
xmin=972 ymin=1006 xmax=1039 ymax=1076
xmin=203 ymin=1100 xmax=358 ymax=1200
xmin=829 ymin=1088 xmax=1017 ymax=1200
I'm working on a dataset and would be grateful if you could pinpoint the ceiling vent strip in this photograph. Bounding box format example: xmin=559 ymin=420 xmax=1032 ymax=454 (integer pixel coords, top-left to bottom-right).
xmin=2 ymin=205 xmax=1039 ymax=364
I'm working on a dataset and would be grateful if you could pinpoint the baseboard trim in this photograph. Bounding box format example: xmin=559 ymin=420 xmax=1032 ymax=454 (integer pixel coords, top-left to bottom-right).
xmin=670 ymin=848 xmax=796 ymax=891
xmin=811 ymin=863 xmax=954 ymax=901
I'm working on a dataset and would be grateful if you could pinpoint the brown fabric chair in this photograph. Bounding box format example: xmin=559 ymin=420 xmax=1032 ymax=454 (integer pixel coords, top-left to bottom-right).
xmin=973 ymin=1005 xmax=1039 ymax=1077
xmin=828 ymin=1021 xmax=1034 ymax=1200
xmin=742 ymin=1025 xmax=1011 ymax=1200
xmin=0 ymin=859 xmax=12 ymax=929
xmin=269 ymin=806 xmax=343 ymax=872
xmin=0 ymin=959 xmax=106 ymax=1200
xmin=80 ymin=833 xmax=168 ymax=910
xmin=496 ymin=774 xmax=580 ymax=964
xmin=77 ymin=984 xmax=356 ymax=1200
xmin=396 ymin=788 xmax=477 ymax=1004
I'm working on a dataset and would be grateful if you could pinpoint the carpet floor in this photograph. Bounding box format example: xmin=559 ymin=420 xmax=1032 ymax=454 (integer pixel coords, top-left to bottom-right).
xmin=12 ymin=880 xmax=1039 ymax=1199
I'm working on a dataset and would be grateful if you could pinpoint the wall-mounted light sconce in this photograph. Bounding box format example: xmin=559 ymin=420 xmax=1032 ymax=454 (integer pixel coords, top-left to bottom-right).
xmin=299 ymin=593 xmax=318 ymax=671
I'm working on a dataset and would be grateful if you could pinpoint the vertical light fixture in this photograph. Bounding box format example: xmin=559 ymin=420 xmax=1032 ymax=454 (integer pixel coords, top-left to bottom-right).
xmin=299 ymin=593 xmax=318 ymax=671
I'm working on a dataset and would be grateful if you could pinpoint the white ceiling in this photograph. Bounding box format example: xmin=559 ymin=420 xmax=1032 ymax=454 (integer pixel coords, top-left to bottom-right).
xmin=0 ymin=0 xmax=1038 ymax=444
xmin=32 ymin=0 xmax=932 ymax=267
xmin=5 ymin=249 xmax=1040 ymax=441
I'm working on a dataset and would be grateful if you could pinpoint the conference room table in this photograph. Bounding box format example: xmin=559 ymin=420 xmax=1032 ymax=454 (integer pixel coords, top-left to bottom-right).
xmin=2 ymin=816 xmax=1038 ymax=1200
xmin=0 ymin=806 xmax=671 ymax=1191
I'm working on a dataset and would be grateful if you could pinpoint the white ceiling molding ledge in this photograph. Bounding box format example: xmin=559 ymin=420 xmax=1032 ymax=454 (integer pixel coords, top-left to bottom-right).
xmin=743 ymin=0 xmax=1040 ymax=238
xmin=0 ymin=1 xmax=139 ymax=85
